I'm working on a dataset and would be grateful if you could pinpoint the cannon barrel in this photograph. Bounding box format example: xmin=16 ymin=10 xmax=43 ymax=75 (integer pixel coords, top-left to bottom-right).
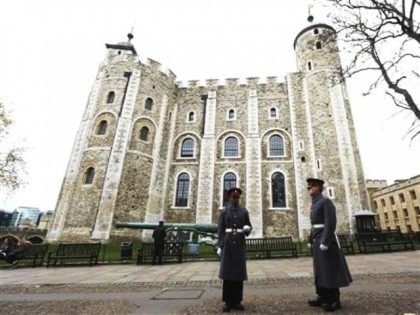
xmin=115 ymin=221 xmax=218 ymax=233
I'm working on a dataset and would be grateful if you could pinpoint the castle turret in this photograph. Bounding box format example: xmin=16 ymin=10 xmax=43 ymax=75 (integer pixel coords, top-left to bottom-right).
xmin=287 ymin=20 xmax=368 ymax=238
xmin=48 ymin=33 xmax=177 ymax=242
xmin=294 ymin=24 xmax=341 ymax=73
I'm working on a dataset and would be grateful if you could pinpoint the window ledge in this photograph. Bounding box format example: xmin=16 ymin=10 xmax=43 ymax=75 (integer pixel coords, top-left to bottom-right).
xmin=221 ymin=156 xmax=241 ymax=159
xmin=269 ymin=207 xmax=291 ymax=211
xmin=171 ymin=207 xmax=191 ymax=210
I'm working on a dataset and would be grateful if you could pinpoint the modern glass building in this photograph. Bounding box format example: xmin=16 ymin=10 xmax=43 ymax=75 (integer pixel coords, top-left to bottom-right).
xmin=9 ymin=207 xmax=41 ymax=228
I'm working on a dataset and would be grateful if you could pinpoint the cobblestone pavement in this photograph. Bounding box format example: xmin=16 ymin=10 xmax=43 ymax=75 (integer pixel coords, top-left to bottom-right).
xmin=0 ymin=251 xmax=419 ymax=314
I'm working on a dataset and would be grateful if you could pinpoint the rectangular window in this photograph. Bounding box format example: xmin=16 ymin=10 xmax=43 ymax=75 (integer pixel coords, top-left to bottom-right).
xmin=403 ymin=209 xmax=409 ymax=217
xmin=393 ymin=210 xmax=398 ymax=219
xmin=415 ymin=206 xmax=420 ymax=216
xmin=381 ymin=199 xmax=386 ymax=207
xmin=373 ymin=201 xmax=378 ymax=209
xmin=298 ymin=141 xmax=304 ymax=151
xmin=409 ymin=190 xmax=417 ymax=200
xmin=390 ymin=196 xmax=395 ymax=205
xmin=327 ymin=187 xmax=335 ymax=199
xmin=316 ymin=159 xmax=322 ymax=170
xmin=384 ymin=212 xmax=389 ymax=220
xmin=406 ymin=225 xmax=412 ymax=233
xmin=399 ymin=193 xmax=405 ymax=203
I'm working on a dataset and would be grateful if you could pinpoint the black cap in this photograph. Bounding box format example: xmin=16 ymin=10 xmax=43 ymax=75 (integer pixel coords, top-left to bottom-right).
xmin=227 ymin=187 xmax=242 ymax=196
xmin=306 ymin=178 xmax=325 ymax=186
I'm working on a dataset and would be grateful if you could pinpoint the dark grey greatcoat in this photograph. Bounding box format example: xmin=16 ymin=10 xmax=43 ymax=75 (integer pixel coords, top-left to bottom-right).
xmin=310 ymin=194 xmax=353 ymax=288
xmin=218 ymin=203 xmax=252 ymax=281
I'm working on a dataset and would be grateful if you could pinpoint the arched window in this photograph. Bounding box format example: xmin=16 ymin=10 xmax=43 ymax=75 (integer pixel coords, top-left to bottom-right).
xmin=188 ymin=111 xmax=195 ymax=122
xmin=272 ymin=172 xmax=286 ymax=207
xmin=223 ymin=172 xmax=237 ymax=206
xmin=228 ymin=109 xmax=235 ymax=120
xmin=139 ymin=126 xmax=149 ymax=141
xmin=316 ymin=41 xmax=322 ymax=50
xmin=84 ymin=167 xmax=95 ymax=184
xmin=175 ymin=173 xmax=189 ymax=207
xmin=145 ymin=97 xmax=153 ymax=110
xmin=224 ymin=137 xmax=238 ymax=157
xmin=270 ymin=107 xmax=277 ymax=118
xmin=106 ymin=91 xmax=115 ymax=104
xmin=269 ymin=135 xmax=284 ymax=156
xmin=181 ymin=138 xmax=194 ymax=157
xmin=308 ymin=61 xmax=312 ymax=70
xmin=96 ymin=120 xmax=108 ymax=135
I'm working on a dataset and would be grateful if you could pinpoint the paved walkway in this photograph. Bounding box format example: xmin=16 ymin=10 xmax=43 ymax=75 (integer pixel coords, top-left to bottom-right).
xmin=1 ymin=251 xmax=419 ymax=286
xmin=0 ymin=252 xmax=419 ymax=314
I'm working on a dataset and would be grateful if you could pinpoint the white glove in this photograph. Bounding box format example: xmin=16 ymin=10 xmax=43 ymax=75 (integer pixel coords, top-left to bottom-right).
xmin=243 ymin=225 xmax=251 ymax=233
xmin=307 ymin=243 xmax=312 ymax=248
xmin=217 ymin=247 xmax=222 ymax=257
xmin=320 ymin=244 xmax=329 ymax=251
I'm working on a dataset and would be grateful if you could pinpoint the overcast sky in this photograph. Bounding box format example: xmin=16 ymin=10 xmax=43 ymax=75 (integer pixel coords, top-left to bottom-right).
xmin=0 ymin=0 xmax=419 ymax=212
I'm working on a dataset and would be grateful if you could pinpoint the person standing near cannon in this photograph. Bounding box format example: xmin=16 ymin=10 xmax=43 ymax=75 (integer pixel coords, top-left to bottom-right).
xmin=217 ymin=187 xmax=252 ymax=312
xmin=152 ymin=221 xmax=166 ymax=265
xmin=306 ymin=178 xmax=353 ymax=312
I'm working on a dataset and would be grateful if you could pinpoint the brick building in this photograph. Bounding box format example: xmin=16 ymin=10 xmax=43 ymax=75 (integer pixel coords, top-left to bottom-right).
xmin=369 ymin=175 xmax=420 ymax=233
xmin=47 ymin=22 xmax=368 ymax=242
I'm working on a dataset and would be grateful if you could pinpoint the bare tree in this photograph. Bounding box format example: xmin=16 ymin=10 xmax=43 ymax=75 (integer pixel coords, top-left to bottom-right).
xmin=324 ymin=0 xmax=420 ymax=139
xmin=0 ymin=101 xmax=25 ymax=190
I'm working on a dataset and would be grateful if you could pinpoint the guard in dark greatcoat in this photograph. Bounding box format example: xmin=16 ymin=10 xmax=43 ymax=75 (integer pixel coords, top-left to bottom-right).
xmin=152 ymin=221 xmax=166 ymax=265
xmin=217 ymin=188 xmax=252 ymax=312
xmin=307 ymin=178 xmax=353 ymax=312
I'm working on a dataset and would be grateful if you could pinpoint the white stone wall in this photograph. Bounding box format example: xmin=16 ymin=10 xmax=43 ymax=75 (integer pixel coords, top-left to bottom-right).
xmin=91 ymin=69 xmax=141 ymax=240
xmin=47 ymin=70 xmax=104 ymax=241
xmin=195 ymin=90 xmax=217 ymax=223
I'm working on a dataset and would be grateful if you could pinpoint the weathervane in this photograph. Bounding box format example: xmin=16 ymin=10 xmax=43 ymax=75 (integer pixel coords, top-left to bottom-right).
xmin=127 ymin=25 xmax=134 ymax=42
xmin=307 ymin=2 xmax=314 ymax=23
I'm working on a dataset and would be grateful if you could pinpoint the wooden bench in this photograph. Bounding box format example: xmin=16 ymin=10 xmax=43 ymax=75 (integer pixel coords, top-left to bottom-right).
xmin=17 ymin=244 xmax=49 ymax=267
xmin=246 ymin=237 xmax=298 ymax=258
xmin=137 ymin=242 xmax=183 ymax=265
xmin=46 ymin=243 xmax=101 ymax=267
xmin=337 ymin=234 xmax=354 ymax=255
xmin=356 ymin=231 xmax=414 ymax=254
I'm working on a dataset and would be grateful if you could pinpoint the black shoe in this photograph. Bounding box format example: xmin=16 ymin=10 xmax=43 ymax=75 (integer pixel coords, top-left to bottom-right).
xmin=323 ymin=301 xmax=342 ymax=312
xmin=308 ymin=296 xmax=324 ymax=307
xmin=233 ymin=303 xmax=245 ymax=311
xmin=222 ymin=304 xmax=231 ymax=312
xmin=9 ymin=261 xmax=19 ymax=269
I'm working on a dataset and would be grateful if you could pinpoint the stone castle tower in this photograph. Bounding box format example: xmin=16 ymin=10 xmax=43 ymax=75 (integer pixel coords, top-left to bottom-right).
xmin=47 ymin=22 xmax=368 ymax=243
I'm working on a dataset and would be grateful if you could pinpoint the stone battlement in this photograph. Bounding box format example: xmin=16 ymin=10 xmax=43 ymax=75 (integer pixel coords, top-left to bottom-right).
xmin=176 ymin=76 xmax=285 ymax=88
xmin=144 ymin=58 xmax=177 ymax=80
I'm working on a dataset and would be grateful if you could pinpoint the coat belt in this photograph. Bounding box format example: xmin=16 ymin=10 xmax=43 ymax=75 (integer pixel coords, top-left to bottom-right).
xmin=225 ymin=228 xmax=244 ymax=233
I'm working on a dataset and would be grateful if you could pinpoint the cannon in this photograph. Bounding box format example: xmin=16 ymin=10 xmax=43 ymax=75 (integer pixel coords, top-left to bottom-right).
xmin=115 ymin=221 xmax=218 ymax=245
